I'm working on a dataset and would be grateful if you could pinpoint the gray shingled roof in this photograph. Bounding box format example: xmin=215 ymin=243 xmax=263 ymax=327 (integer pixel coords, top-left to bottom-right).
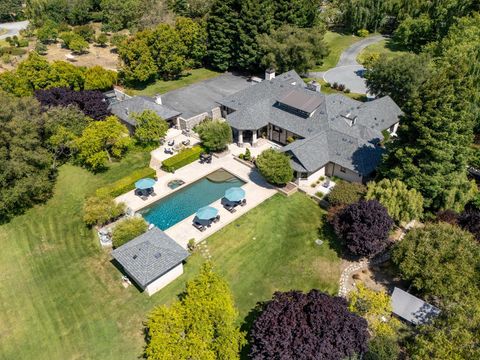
xmin=111 ymin=227 xmax=189 ymax=288
xmin=391 ymin=287 xmax=441 ymax=325
xmin=110 ymin=96 xmax=181 ymax=126
xmin=219 ymin=70 xmax=402 ymax=175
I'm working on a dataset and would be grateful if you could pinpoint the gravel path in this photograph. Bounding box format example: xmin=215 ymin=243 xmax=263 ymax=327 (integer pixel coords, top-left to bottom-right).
xmin=0 ymin=20 xmax=29 ymax=40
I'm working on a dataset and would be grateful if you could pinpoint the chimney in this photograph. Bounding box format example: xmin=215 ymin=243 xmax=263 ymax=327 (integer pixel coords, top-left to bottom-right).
xmin=265 ymin=68 xmax=275 ymax=81
xmin=155 ymin=94 xmax=162 ymax=105
xmin=307 ymin=80 xmax=321 ymax=92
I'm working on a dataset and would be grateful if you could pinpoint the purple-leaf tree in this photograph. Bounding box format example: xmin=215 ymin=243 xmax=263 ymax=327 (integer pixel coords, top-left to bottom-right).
xmin=35 ymin=87 xmax=110 ymax=120
xmin=334 ymin=200 xmax=394 ymax=258
xmin=458 ymin=209 xmax=480 ymax=242
xmin=249 ymin=290 xmax=369 ymax=360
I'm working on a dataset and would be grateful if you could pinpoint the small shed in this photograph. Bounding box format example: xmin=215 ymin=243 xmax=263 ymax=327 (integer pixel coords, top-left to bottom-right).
xmin=391 ymin=287 xmax=441 ymax=325
xmin=111 ymin=227 xmax=189 ymax=296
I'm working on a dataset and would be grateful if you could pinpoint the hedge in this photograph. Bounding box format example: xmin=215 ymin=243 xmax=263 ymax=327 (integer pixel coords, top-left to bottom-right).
xmin=96 ymin=167 xmax=157 ymax=198
xmin=162 ymin=145 xmax=204 ymax=172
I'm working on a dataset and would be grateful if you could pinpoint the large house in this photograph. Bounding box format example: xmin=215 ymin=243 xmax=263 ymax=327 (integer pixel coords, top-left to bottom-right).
xmin=218 ymin=70 xmax=403 ymax=183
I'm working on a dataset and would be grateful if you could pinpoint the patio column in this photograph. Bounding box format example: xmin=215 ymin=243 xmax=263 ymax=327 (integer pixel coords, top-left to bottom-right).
xmin=252 ymin=130 xmax=257 ymax=145
xmin=238 ymin=130 xmax=243 ymax=145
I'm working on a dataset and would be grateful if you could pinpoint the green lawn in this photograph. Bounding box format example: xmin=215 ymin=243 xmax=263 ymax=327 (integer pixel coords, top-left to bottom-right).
xmin=312 ymin=31 xmax=364 ymax=72
xmin=126 ymin=68 xmax=221 ymax=96
xmin=0 ymin=151 xmax=342 ymax=359
xmin=357 ymin=39 xmax=407 ymax=65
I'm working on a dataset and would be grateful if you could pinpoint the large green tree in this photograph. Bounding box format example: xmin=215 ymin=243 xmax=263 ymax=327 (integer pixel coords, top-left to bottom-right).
xmin=258 ymin=24 xmax=328 ymax=74
xmin=195 ymin=119 xmax=232 ymax=152
xmin=235 ymin=0 xmax=274 ymax=71
xmin=132 ymin=110 xmax=169 ymax=145
xmin=379 ymin=67 xmax=477 ymax=212
xmin=175 ymin=17 xmax=207 ymax=68
xmin=0 ymin=0 xmax=23 ymax=21
xmin=206 ymin=0 xmax=239 ymax=71
xmin=145 ymin=262 xmax=245 ymax=359
xmin=100 ymin=0 xmax=142 ymax=31
xmin=392 ymin=223 xmax=480 ymax=304
xmin=256 ymin=149 xmax=293 ymax=185
xmin=365 ymin=53 xmax=432 ymax=109
xmin=118 ymin=37 xmax=157 ymax=84
xmin=75 ymin=116 xmax=132 ymax=171
xmin=147 ymin=24 xmax=187 ymax=79
xmin=366 ymin=179 xmax=424 ymax=224
xmin=0 ymin=93 xmax=55 ymax=223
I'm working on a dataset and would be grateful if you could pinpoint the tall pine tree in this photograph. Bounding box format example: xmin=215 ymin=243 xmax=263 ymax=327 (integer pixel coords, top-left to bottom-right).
xmin=206 ymin=0 xmax=240 ymax=71
xmin=380 ymin=67 xmax=477 ymax=211
xmin=236 ymin=0 xmax=274 ymax=71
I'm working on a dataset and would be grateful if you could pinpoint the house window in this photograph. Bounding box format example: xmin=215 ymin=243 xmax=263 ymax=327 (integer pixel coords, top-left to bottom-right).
xmin=273 ymin=126 xmax=281 ymax=132
xmin=340 ymin=167 xmax=347 ymax=173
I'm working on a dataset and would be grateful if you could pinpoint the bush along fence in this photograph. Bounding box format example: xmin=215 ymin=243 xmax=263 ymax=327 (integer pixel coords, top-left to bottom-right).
xmin=162 ymin=145 xmax=204 ymax=172
xmin=96 ymin=167 xmax=157 ymax=197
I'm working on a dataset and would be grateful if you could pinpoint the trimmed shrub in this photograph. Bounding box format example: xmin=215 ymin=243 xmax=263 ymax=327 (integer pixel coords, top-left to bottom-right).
xmin=96 ymin=167 xmax=157 ymax=198
xmin=162 ymin=145 xmax=204 ymax=172
xmin=83 ymin=195 xmax=125 ymax=227
xmin=112 ymin=217 xmax=148 ymax=248
xmin=256 ymin=149 xmax=293 ymax=186
xmin=357 ymin=29 xmax=370 ymax=37
xmin=327 ymin=181 xmax=366 ymax=207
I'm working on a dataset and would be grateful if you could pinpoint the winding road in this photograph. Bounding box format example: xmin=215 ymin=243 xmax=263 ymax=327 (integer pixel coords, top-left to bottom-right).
xmin=0 ymin=20 xmax=29 ymax=40
xmin=310 ymin=35 xmax=386 ymax=94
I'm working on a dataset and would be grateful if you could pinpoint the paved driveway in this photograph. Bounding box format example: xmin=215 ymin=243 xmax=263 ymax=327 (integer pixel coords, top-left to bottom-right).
xmin=0 ymin=20 xmax=29 ymax=40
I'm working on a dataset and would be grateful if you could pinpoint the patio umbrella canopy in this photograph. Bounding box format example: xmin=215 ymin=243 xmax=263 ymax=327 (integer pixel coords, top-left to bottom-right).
xmin=196 ymin=206 xmax=218 ymax=220
xmin=224 ymin=187 xmax=245 ymax=202
xmin=135 ymin=178 xmax=156 ymax=190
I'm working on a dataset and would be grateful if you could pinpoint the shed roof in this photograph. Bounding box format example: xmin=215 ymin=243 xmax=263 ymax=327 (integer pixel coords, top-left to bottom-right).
xmin=111 ymin=227 xmax=189 ymax=288
xmin=391 ymin=287 xmax=441 ymax=325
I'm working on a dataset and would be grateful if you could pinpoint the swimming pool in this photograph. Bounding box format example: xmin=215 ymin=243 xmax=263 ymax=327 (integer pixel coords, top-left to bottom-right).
xmin=139 ymin=169 xmax=245 ymax=230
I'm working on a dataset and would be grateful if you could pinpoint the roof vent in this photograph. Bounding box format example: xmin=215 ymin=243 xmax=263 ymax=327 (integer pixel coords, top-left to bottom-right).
xmin=132 ymin=254 xmax=137 ymax=259
xmin=154 ymin=252 xmax=161 ymax=259
xmin=125 ymin=107 xmax=129 ymax=115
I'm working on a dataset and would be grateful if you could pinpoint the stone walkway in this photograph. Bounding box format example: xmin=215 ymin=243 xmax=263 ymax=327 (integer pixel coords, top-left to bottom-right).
xmin=337 ymin=221 xmax=416 ymax=297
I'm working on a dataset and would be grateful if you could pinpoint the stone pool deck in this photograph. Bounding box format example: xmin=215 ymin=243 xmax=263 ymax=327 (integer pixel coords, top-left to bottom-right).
xmin=115 ymin=153 xmax=277 ymax=248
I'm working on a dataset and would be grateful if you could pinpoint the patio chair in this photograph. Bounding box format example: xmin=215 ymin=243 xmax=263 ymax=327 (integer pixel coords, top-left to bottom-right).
xmin=182 ymin=139 xmax=190 ymax=146
xmin=192 ymin=221 xmax=206 ymax=232
xmin=239 ymin=198 xmax=247 ymax=207
xmin=164 ymin=148 xmax=173 ymax=155
xmin=168 ymin=140 xmax=175 ymax=147
xmin=140 ymin=195 xmax=149 ymax=201
xmin=224 ymin=202 xmax=237 ymax=213
xmin=212 ymin=215 xmax=220 ymax=223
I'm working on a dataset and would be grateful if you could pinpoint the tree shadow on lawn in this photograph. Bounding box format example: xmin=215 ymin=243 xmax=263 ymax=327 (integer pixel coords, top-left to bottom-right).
xmin=240 ymin=300 xmax=266 ymax=360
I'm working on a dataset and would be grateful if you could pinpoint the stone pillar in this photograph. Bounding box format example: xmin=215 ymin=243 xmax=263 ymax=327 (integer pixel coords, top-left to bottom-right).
xmin=238 ymin=130 xmax=243 ymax=145
xmin=252 ymin=130 xmax=257 ymax=146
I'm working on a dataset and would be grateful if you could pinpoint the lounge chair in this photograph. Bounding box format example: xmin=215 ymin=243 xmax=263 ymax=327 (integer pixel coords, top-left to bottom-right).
xmin=224 ymin=202 xmax=237 ymax=213
xmin=239 ymin=198 xmax=247 ymax=207
xmin=212 ymin=215 xmax=220 ymax=223
xmin=192 ymin=221 xmax=206 ymax=232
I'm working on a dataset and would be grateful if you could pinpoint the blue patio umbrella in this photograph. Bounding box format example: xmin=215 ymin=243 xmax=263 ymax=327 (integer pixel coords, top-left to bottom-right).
xmin=224 ymin=187 xmax=245 ymax=202
xmin=196 ymin=206 xmax=218 ymax=220
xmin=135 ymin=178 xmax=156 ymax=190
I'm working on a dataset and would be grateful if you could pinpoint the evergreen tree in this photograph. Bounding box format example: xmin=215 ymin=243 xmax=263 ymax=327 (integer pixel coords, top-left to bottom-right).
xmin=379 ymin=67 xmax=477 ymax=211
xmin=206 ymin=0 xmax=239 ymax=71
xmin=236 ymin=0 xmax=274 ymax=71
xmin=273 ymin=0 xmax=319 ymax=28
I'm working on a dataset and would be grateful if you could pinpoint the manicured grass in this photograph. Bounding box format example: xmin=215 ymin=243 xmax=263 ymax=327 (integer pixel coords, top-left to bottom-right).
xmin=0 ymin=148 xmax=342 ymax=358
xmin=207 ymin=193 xmax=342 ymax=317
xmin=357 ymin=39 xmax=407 ymax=65
xmin=312 ymin=31 xmax=363 ymax=71
xmin=127 ymin=68 xmax=221 ymax=96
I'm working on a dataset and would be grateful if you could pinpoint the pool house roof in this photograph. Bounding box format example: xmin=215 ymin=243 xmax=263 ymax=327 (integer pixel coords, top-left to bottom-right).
xmin=111 ymin=227 xmax=189 ymax=288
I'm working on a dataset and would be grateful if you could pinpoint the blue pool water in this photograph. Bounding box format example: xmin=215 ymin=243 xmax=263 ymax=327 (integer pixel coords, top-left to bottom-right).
xmin=139 ymin=169 xmax=245 ymax=230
